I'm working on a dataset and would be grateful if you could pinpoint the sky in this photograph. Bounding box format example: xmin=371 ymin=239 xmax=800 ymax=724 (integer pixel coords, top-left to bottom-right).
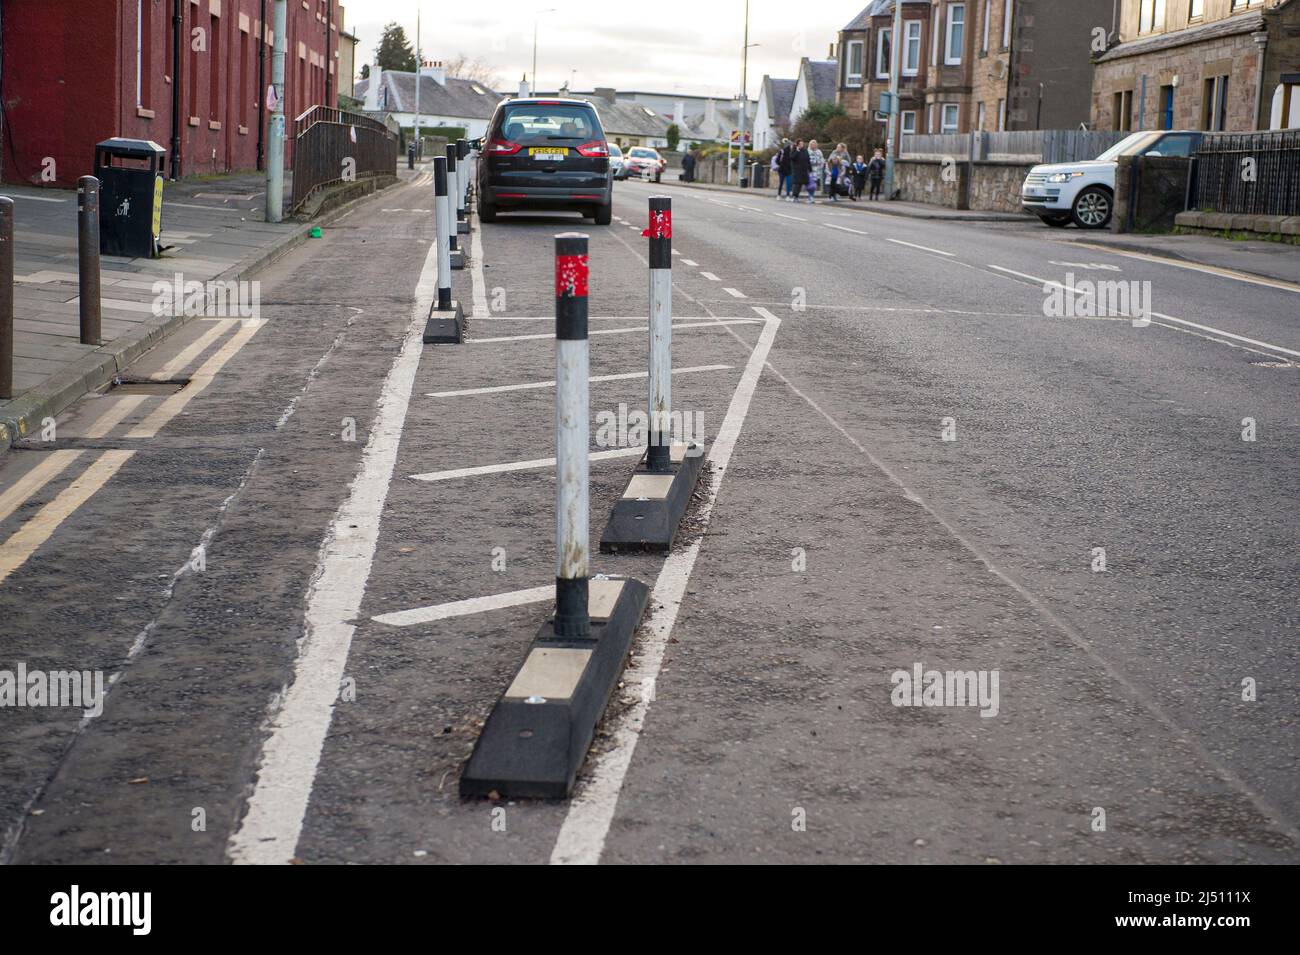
xmin=344 ymin=0 xmax=852 ymax=98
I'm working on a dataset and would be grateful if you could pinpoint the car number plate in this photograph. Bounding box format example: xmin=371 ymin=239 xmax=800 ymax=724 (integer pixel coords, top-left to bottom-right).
xmin=530 ymin=148 xmax=567 ymax=160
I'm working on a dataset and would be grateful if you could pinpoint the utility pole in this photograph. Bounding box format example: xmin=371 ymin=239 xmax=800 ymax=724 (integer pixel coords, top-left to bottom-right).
xmin=736 ymin=0 xmax=750 ymax=188
xmin=414 ymin=8 xmax=421 ymax=158
xmin=266 ymin=0 xmax=287 ymax=223
xmin=883 ymin=0 xmax=904 ymax=200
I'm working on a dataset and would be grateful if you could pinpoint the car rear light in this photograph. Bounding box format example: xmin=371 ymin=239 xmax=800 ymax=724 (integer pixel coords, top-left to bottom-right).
xmin=488 ymin=138 xmax=522 ymax=155
xmin=576 ymin=141 xmax=609 ymax=158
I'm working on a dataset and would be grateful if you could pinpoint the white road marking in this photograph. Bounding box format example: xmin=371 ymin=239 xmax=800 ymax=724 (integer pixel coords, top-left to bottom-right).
xmin=426 ymin=364 xmax=731 ymax=398
xmin=470 ymin=319 xmax=758 ymax=344
xmin=670 ymin=249 xmax=680 ymax=256
xmin=825 ymin=223 xmax=869 ymax=235
xmin=987 ymin=265 xmax=1300 ymax=360
xmin=550 ymin=306 xmax=782 ymax=865
xmin=150 ymin=318 xmax=238 ymax=381
xmin=228 ymin=240 xmax=435 ymax=865
xmin=698 ymin=272 xmax=720 ymax=281
xmin=681 ymin=259 xmax=699 ymax=267
xmin=8 ymin=193 xmax=68 ymax=203
xmin=410 ymin=446 xmax=643 ymax=483
xmin=888 ymin=238 xmax=954 ymax=257
xmin=1066 ymin=241 xmax=1300 ymax=295
xmin=371 ymin=585 xmax=554 ymax=628
xmin=722 ymin=288 xmax=747 ymax=298
xmin=471 ymin=209 xmax=489 ymax=318
xmin=773 ymin=212 xmax=806 ymax=222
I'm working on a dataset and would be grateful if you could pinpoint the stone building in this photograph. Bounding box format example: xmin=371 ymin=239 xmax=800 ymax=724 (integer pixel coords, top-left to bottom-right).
xmin=1091 ymin=0 xmax=1300 ymax=132
xmin=836 ymin=0 xmax=933 ymax=141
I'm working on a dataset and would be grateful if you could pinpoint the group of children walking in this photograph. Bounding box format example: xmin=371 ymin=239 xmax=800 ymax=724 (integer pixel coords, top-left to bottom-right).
xmin=770 ymin=139 xmax=887 ymax=203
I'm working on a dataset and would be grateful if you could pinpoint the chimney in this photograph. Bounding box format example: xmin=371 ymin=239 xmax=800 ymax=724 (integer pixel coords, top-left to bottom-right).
xmin=364 ymin=62 xmax=383 ymax=111
xmin=828 ymin=42 xmax=835 ymax=58
xmin=672 ymin=100 xmax=685 ymax=126
xmin=593 ymin=87 xmax=616 ymax=103
xmin=518 ymin=74 xmax=530 ymax=98
xmin=420 ymin=59 xmax=447 ymax=86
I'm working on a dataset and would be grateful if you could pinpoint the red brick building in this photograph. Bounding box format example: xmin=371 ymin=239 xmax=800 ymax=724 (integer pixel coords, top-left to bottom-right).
xmin=1 ymin=0 xmax=348 ymax=188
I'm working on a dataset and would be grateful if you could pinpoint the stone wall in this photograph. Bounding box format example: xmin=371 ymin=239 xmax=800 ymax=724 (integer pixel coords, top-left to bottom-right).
xmin=895 ymin=157 xmax=1033 ymax=212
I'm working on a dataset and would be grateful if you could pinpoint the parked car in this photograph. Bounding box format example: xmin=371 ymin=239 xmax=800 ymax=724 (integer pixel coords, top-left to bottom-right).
xmin=608 ymin=143 xmax=627 ymax=180
xmin=1021 ymin=130 xmax=1203 ymax=229
xmin=476 ymin=97 xmax=613 ymax=225
xmin=624 ymin=146 xmax=666 ymax=183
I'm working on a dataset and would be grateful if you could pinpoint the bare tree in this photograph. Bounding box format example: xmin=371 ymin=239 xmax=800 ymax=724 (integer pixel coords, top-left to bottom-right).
xmin=444 ymin=53 xmax=503 ymax=90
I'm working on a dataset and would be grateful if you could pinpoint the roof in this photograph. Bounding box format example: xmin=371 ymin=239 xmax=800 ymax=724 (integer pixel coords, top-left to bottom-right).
xmin=1096 ymin=11 xmax=1266 ymax=63
xmin=355 ymin=71 xmax=504 ymax=120
xmin=767 ymin=78 xmax=797 ymax=123
xmin=842 ymin=0 xmax=929 ymax=30
xmin=576 ymin=95 xmax=671 ymax=138
xmin=804 ymin=59 xmax=839 ymax=106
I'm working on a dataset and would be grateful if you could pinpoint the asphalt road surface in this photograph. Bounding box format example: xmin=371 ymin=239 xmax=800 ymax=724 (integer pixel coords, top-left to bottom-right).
xmin=0 ymin=170 xmax=1296 ymax=864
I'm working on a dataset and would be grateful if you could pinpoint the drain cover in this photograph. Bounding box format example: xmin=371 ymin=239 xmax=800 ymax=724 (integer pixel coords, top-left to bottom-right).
xmin=111 ymin=379 xmax=188 ymax=395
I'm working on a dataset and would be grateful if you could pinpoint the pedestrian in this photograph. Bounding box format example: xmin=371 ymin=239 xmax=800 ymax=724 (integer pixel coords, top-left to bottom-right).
xmin=828 ymin=143 xmax=850 ymax=201
xmin=851 ymin=154 xmax=867 ymax=200
xmin=827 ymin=154 xmax=842 ymax=202
xmin=682 ymin=148 xmax=696 ymax=183
xmin=788 ymin=139 xmax=810 ymax=203
xmin=868 ymin=148 xmax=886 ymax=201
xmin=775 ymin=138 xmax=792 ymax=199
xmin=806 ymin=139 xmax=825 ymax=204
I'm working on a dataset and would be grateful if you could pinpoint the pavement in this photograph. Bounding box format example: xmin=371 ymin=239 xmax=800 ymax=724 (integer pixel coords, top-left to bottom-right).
xmin=0 ymin=168 xmax=405 ymax=454
xmin=0 ymin=171 xmax=1296 ymax=865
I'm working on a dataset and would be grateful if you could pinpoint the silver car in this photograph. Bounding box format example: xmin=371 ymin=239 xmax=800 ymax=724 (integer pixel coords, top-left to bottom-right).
xmin=608 ymin=143 xmax=627 ymax=180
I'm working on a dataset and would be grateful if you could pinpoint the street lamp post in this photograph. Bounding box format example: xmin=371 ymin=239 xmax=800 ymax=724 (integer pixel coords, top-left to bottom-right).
xmin=736 ymin=3 xmax=758 ymax=188
xmin=532 ymin=8 xmax=557 ymax=93
xmin=883 ymin=0 xmax=904 ymax=200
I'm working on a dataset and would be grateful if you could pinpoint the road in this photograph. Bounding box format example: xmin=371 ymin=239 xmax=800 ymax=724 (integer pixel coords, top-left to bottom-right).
xmin=0 ymin=170 xmax=1296 ymax=864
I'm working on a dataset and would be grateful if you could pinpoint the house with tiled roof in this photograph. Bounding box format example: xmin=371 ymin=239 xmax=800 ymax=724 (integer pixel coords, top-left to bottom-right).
xmin=789 ymin=57 xmax=840 ymax=127
xmin=356 ymin=61 xmax=504 ymax=139
xmin=754 ymin=75 xmax=797 ymax=149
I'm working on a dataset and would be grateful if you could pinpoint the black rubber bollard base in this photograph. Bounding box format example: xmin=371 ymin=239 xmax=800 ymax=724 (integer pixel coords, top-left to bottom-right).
xmin=423 ymin=299 xmax=464 ymax=344
xmin=460 ymin=577 xmax=650 ymax=799
xmin=450 ymin=249 xmax=466 ymax=270
xmin=599 ymin=442 xmax=706 ymax=553
xmin=456 ymin=219 xmax=469 ymax=235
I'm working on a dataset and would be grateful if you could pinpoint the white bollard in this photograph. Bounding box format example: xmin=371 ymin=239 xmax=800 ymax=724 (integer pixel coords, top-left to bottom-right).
xmin=646 ymin=195 xmax=673 ymax=472
xmin=433 ymin=156 xmax=451 ymax=311
xmin=445 ymin=143 xmax=459 ymax=256
xmin=554 ymin=232 xmax=591 ymax=638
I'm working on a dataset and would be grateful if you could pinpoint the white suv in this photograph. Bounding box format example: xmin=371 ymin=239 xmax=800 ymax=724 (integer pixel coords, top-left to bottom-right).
xmin=1022 ymin=130 xmax=1203 ymax=229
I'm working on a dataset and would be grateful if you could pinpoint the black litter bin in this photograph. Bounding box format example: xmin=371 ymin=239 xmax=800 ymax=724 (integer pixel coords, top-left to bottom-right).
xmin=94 ymin=138 xmax=166 ymax=258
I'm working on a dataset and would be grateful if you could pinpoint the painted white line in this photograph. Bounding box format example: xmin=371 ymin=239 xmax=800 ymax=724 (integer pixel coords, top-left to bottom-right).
xmin=1067 ymin=242 xmax=1300 ymax=295
xmin=670 ymin=249 xmax=680 ymax=256
xmin=987 ymin=265 xmax=1300 ymax=359
xmin=426 ymin=364 xmax=732 ymax=398
xmin=371 ymin=585 xmax=554 ymax=628
xmin=463 ymin=315 xmax=747 ymax=322
xmin=166 ymin=201 xmax=247 ymax=213
xmin=773 ymin=212 xmax=806 ymax=222
xmin=722 ymin=288 xmax=747 ymax=299
xmin=470 ymin=208 xmax=488 ymax=317
xmin=681 ymin=259 xmax=699 ymax=267
xmin=470 ymin=319 xmax=758 ymax=344
xmin=0 ymin=450 xmax=84 ymax=526
xmin=825 ymin=223 xmax=869 ymax=235
xmin=411 ymin=446 xmax=642 ymax=483
xmin=9 ymin=193 xmax=69 ymax=203
xmin=228 ymin=240 xmax=435 ymax=865
xmin=887 ymin=238 xmax=954 ymax=257
xmin=698 ymin=272 xmax=720 ymax=281
xmin=150 ymin=318 xmax=238 ymax=381
xmin=550 ymin=306 xmax=782 ymax=865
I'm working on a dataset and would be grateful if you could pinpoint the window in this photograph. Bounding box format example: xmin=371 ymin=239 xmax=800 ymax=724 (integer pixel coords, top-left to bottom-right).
xmin=1139 ymin=0 xmax=1166 ymax=34
xmin=240 ymin=27 xmax=249 ymax=127
xmin=1202 ymin=75 xmax=1228 ymax=131
xmin=982 ymin=0 xmax=991 ymax=54
xmin=209 ymin=15 xmax=220 ymax=121
xmin=1113 ymin=89 xmax=1133 ymax=131
xmin=932 ymin=14 xmax=941 ymax=66
xmin=876 ymin=29 xmax=892 ymax=80
xmin=904 ymin=22 xmax=922 ymax=75
xmin=188 ymin=7 xmax=199 ymax=120
xmin=1003 ymin=0 xmax=1013 ymax=49
xmin=998 ymin=98 xmax=1006 ymax=130
xmin=946 ymin=4 xmax=966 ymax=65
xmin=941 ymin=103 xmax=960 ymax=132
xmin=1231 ymin=0 xmax=1264 ymax=9
xmin=977 ymin=101 xmax=986 ymax=130
xmin=1159 ymin=84 xmax=1175 ymax=129
xmin=136 ymin=0 xmax=152 ymax=109
xmin=1145 ymin=133 xmax=1197 ymax=158
xmin=845 ymin=40 xmax=864 ymax=87
xmin=1189 ymin=0 xmax=1204 ymax=19
xmin=901 ymin=110 xmax=917 ymax=135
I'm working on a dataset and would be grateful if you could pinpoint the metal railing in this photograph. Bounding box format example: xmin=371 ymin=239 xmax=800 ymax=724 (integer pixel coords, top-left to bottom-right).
xmin=1191 ymin=130 xmax=1300 ymax=217
xmin=290 ymin=106 xmax=398 ymax=213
